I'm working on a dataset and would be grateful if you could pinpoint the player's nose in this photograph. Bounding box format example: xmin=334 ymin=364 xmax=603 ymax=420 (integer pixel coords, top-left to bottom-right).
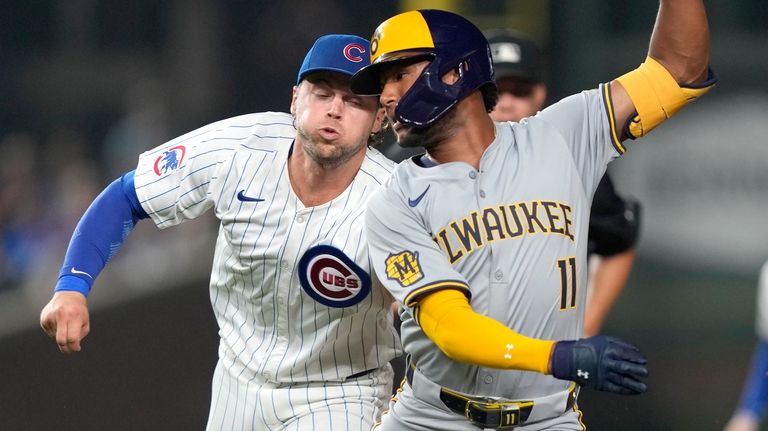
xmin=326 ymin=94 xmax=344 ymax=119
xmin=379 ymin=82 xmax=398 ymax=112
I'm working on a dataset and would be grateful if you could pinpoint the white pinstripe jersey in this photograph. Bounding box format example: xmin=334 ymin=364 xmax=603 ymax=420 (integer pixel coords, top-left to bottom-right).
xmin=367 ymin=85 xmax=623 ymax=399
xmin=134 ymin=111 xmax=401 ymax=383
xmin=756 ymin=260 xmax=768 ymax=339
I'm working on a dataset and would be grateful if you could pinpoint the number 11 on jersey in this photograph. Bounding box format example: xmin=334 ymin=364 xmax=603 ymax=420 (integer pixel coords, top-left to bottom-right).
xmin=557 ymin=257 xmax=577 ymax=310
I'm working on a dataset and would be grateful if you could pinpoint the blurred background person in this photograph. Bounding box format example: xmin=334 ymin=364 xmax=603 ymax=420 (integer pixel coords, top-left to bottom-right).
xmin=724 ymin=260 xmax=768 ymax=431
xmin=484 ymin=28 xmax=642 ymax=337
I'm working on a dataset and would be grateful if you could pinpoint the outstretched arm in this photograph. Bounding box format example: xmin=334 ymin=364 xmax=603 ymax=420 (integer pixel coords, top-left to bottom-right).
xmin=611 ymin=0 xmax=713 ymax=139
xmin=40 ymin=171 xmax=148 ymax=353
xmin=417 ymin=289 xmax=648 ymax=394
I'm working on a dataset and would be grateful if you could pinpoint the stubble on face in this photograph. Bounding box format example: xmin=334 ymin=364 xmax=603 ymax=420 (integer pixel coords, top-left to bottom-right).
xmin=396 ymin=107 xmax=459 ymax=153
xmin=292 ymin=74 xmax=377 ymax=170
xmin=295 ymin=121 xmax=367 ymax=170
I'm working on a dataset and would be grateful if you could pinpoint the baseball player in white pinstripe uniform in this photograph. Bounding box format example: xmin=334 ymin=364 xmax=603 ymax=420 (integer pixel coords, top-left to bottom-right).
xmin=350 ymin=5 xmax=716 ymax=431
xmin=40 ymin=34 xmax=402 ymax=431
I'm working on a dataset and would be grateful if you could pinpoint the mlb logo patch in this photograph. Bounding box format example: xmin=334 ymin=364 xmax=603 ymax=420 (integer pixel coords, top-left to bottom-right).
xmin=153 ymin=145 xmax=186 ymax=176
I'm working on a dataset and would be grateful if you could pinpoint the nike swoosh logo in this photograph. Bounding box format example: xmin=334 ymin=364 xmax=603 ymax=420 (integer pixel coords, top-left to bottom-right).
xmin=70 ymin=267 xmax=93 ymax=279
xmin=237 ymin=190 xmax=265 ymax=202
xmin=408 ymin=185 xmax=430 ymax=207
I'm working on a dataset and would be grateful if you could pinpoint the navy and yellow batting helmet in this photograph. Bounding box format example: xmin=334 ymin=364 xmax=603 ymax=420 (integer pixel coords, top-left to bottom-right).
xmin=350 ymin=9 xmax=495 ymax=128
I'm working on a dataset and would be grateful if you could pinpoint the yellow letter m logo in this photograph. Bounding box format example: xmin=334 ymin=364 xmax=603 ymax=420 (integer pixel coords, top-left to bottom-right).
xmin=385 ymin=251 xmax=423 ymax=287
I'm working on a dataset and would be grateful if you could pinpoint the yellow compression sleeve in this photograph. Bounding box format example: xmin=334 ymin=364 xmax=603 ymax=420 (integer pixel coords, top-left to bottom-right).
xmin=615 ymin=56 xmax=715 ymax=139
xmin=416 ymin=289 xmax=555 ymax=374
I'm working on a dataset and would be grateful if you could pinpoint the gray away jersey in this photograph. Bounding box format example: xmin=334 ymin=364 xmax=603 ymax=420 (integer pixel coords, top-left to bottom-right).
xmin=134 ymin=111 xmax=401 ymax=383
xmin=367 ymin=84 xmax=623 ymax=400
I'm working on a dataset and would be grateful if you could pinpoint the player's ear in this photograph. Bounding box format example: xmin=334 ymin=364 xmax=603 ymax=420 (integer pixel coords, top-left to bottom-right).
xmin=371 ymin=106 xmax=386 ymax=134
xmin=290 ymin=85 xmax=300 ymax=115
xmin=532 ymin=84 xmax=547 ymax=111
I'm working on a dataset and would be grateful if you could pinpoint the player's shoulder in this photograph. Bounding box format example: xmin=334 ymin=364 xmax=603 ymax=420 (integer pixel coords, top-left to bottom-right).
xmin=170 ymin=111 xmax=293 ymax=144
xmin=358 ymin=146 xmax=397 ymax=186
xmin=492 ymin=116 xmax=554 ymax=153
xmin=537 ymin=85 xmax=605 ymax=120
xmin=216 ymin=111 xmax=296 ymax=153
xmin=232 ymin=111 xmax=295 ymax=138
xmin=377 ymin=158 xmax=430 ymax=203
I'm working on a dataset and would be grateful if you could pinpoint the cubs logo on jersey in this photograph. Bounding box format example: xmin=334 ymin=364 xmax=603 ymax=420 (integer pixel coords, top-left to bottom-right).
xmin=385 ymin=250 xmax=423 ymax=287
xmin=153 ymin=145 xmax=186 ymax=176
xmin=298 ymin=245 xmax=371 ymax=308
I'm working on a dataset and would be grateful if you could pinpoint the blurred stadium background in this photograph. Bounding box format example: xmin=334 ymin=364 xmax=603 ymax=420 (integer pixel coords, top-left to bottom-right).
xmin=1 ymin=1 xmax=766 ymax=429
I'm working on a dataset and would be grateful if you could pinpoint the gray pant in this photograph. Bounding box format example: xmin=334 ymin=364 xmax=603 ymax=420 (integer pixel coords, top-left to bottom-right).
xmin=374 ymin=379 xmax=586 ymax=431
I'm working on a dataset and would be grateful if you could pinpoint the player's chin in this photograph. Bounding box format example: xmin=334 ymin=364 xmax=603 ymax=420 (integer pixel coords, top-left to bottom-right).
xmin=309 ymin=140 xmax=365 ymax=167
xmin=394 ymin=126 xmax=418 ymax=148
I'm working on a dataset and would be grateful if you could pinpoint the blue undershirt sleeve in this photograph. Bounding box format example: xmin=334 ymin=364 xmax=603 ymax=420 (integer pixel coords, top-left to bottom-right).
xmin=54 ymin=170 xmax=149 ymax=297
xmin=735 ymin=340 xmax=768 ymax=420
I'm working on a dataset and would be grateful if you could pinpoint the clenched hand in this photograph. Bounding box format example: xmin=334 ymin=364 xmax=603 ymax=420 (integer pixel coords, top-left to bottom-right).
xmin=40 ymin=291 xmax=90 ymax=354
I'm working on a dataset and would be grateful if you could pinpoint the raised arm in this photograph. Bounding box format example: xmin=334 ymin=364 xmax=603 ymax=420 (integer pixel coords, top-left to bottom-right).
xmin=648 ymin=0 xmax=710 ymax=82
xmin=610 ymin=0 xmax=714 ymax=141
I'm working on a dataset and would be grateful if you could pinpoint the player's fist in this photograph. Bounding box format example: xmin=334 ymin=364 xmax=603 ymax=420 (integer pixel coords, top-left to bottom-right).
xmin=40 ymin=291 xmax=91 ymax=354
xmin=550 ymin=335 xmax=648 ymax=395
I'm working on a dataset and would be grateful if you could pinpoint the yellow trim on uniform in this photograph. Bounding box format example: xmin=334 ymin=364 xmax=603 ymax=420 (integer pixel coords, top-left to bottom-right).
xmin=403 ymin=280 xmax=470 ymax=308
xmin=371 ymin=11 xmax=435 ymax=63
xmin=616 ymin=56 xmax=715 ymax=139
xmin=602 ymin=83 xmax=625 ymax=154
xmin=416 ymin=289 xmax=555 ymax=373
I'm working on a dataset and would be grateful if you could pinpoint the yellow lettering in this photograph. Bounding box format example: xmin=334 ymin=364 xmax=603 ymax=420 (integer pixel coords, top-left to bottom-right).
xmin=519 ymin=202 xmax=547 ymax=234
xmin=541 ymin=200 xmax=564 ymax=235
xmin=482 ymin=207 xmax=505 ymax=242
xmin=449 ymin=212 xmax=483 ymax=254
xmin=435 ymin=228 xmax=464 ymax=264
xmin=501 ymin=204 xmax=524 ymax=238
xmin=560 ymin=203 xmax=574 ymax=241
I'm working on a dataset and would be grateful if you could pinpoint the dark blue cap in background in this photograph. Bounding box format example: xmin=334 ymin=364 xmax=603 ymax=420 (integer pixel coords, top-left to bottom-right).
xmin=296 ymin=34 xmax=371 ymax=84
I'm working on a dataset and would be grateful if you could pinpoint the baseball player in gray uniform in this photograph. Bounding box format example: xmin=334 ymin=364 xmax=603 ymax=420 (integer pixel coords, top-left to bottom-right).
xmin=40 ymin=34 xmax=402 ymax=431
xmin=350 ymin=4 xmax=716 ymax=430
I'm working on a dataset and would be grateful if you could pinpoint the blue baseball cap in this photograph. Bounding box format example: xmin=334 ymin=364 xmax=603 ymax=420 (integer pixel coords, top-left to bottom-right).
xmin=296 ymin=34 xmax=371 ymax=84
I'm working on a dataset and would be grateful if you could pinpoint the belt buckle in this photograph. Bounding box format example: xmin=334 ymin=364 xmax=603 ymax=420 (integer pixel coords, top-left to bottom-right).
xmin=465 ymin=399 xmax=523 ymax=430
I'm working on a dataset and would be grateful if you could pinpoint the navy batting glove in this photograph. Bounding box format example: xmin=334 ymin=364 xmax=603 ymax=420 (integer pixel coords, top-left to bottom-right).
xmin=550 ymin=335 xmax=648 ymax=395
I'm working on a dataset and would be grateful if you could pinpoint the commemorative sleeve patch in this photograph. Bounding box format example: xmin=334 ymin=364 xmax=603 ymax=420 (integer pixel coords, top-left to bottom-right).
xmin=153 ymin=145 xmax=186 ymax=176
xmin=385 ymin=251 xmax=424 ymax=287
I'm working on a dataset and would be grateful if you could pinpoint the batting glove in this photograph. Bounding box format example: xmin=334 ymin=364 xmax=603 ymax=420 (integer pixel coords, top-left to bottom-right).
xmin=550 ymin=335 xmax=648 ymax=395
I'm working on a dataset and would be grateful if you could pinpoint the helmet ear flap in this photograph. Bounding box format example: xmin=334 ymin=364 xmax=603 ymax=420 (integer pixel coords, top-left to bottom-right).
xmin=394 ymin=59 xmax=462 ymax=127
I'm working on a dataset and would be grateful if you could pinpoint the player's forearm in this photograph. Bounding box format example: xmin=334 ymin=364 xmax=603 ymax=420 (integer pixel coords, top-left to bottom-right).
xmin=649 ymin=0 xmax=710 ymax=83
xmin=584 ymin=249 xmax=636 ymax=336
xmin=417 ymin=289 xmax=555 ymax=374
xmin=55 ymin=171 xmax=149 ymax=296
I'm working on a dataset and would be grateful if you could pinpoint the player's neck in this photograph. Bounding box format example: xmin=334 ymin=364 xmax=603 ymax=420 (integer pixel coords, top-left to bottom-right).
xmin=427 ymin=105 xmax=496 ymax=170
xmin=287 ymin=142 xmax=365 ymax=207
